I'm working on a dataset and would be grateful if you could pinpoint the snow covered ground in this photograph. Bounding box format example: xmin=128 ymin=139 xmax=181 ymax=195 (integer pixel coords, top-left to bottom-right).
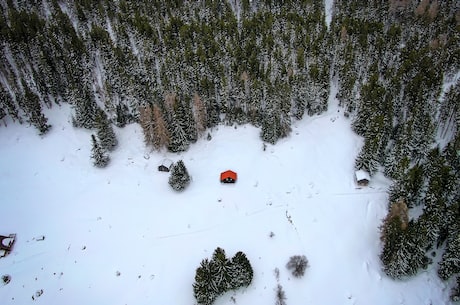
xmin=324 ymin=0 xmax=334 ymax=28
xmin=0 ymin=99 xmax=451 ymax=304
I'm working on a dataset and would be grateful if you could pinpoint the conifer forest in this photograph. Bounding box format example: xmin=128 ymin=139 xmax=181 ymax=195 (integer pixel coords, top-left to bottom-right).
xmin=0 ymin=0 xmax=459 ymax=301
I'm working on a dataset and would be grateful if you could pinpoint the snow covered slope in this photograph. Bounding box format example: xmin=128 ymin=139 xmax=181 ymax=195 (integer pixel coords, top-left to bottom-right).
xmin=0 ymin=101 xmax=450 ymax=304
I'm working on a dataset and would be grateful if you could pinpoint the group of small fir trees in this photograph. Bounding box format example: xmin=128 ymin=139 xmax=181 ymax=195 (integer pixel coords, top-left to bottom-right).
xmin=193 ymin=247 xmax=253 ymax=305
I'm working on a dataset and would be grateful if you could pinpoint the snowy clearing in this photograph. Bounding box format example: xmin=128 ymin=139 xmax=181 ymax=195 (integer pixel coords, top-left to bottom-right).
xmin=0 ymin=101 xmax=450 ymax=304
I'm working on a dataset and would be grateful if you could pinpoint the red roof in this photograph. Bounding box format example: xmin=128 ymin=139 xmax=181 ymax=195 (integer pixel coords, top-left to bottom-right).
xmin=220 ymin=170 xmax=237 ymax=182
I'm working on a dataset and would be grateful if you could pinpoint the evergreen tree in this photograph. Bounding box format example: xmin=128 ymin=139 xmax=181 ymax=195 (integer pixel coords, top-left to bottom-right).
xmin=95 ymin=110 xmax=118 ymax=152
xmin=438 ymin=232 xmax=460 ymax=281
xmin=193 ymin=258 xmax=219 ymax=305
xmin=168 ymin=160 xmax=191 ymax=191
xmin=90 ymin=134 xmax=110 ymax=168
xmin=72 ymin=88 xmax=99 ymax=129
xmin=0 ymin=86 xmax=19 ymax=122
xmin=167 ymin=116 xmax=189 ymax=152
xmin=20 ymin=82 xmax=51 ymax=135
xmin=380 ymin=199 xmax=410 ymax=279
xmin=438 ymin=201 xmax=460 ymax=283
xmin=176 ymin=97 xmax=197 ymax=143
xmin=115 ymin=103 xmax=131 ymax=127
xmin=230 ymin=251 xmax=254 ymax=288
xmin=211 ymin=247 xmax=233 ymax=293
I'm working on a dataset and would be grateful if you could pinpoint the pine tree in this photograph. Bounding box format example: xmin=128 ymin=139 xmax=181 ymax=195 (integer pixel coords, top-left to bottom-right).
xmin=211 ymin=247 xmax=233 ymax=293
xmin=193 ymin=258 xmax=219 ymax=305
xmin=438 ymin=233 xmax=460 ymax=281
xmin=90 ymin=134 xmax=110 ymax=168
xmin=21 ymin=82 xmax=51 ymax=135
xmin=380 ymin=199 xmax=410 ymax=278
xmin=438 ymin=201 xmax=460 ymax=282
xmin=72 ymin=88 xmax=99 ymax=129
xmin=176 ymin=97 xmax=197 ymax=143
xmin=115 ymin=103 xmax=131 ymax=127
xmin=167 ymin=116 xmax=189 ymax=152
xmin=95 ymin=110 xmax=118 ymax=151
xmin=168 ymin=160 xmax=191 ymax=191
xmin=230 ymin=251 xmax=253 ymax=288
xmin=0 ymin=86 xmax=19 ymax=122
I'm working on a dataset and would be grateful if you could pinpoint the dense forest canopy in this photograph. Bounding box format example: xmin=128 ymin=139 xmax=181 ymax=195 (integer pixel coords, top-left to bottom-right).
xmin=0 ymin=0 xmax=459 ymax=301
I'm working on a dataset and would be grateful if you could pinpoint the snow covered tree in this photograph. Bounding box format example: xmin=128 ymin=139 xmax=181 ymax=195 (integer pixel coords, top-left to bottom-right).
xmin=72 ymin=88 xmax=99 ymax=129
xmin=115 ymin=103 xmax=131 ymax=128
xmin=20 ymin=82 xmax=51 ymax=135
xmin=230 ymin=251 xmax=253 ymax=288
xmin=211 ymin=247 xmax=233 ymax=293
xmin=90 ymin=134 xmax=109 ymax=168
xmin=0 ymin=86 xmax=19 ymax=122
xmin=286 ymin=255 xmax=309 ymax=278
xmin=438 ymin=233 xmax=460 ymax=281
xmin=438 ymin=201 xmax=460 ymax=283
xmin=380 ymin=199 xmax=410 ymax=278
xmin=95 ymin=110 xmax=118 ymax=152
xmin=168 ymin=160 xmax=191 ymax=191
xmin=193 ymin=258 xmax=219 ymax=305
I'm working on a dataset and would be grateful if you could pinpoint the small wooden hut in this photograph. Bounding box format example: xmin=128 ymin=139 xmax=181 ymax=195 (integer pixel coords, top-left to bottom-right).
xmin=158 ymin=159 xmax=173 ymax=172
xmin=220 ymin=170 xmax=237 ymax=183
xmin=355 ymin=170 xmax=370 ymax=187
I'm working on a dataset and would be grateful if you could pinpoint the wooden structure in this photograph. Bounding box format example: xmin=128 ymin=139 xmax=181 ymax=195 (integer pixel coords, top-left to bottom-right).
xmin=355 ymin=170 xmax=370 ymax=187
xmin=0 ymin=234 xmax=16 ymax=258
xmin=158 ymin=159 xmax=173 ymax=172
xmin=220 ymin=170 xmax=237 ymax=183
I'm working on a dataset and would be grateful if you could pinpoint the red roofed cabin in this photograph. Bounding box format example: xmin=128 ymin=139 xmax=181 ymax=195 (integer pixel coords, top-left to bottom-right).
xmin=220 ymin=170 xmax=237 ymax=183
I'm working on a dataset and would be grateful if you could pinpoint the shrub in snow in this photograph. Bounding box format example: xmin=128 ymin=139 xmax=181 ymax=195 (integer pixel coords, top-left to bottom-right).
xmin=193 ymin=248 xmax=253 ymax=305
xmin=90 ymin=134 xmax=110 ymax=168
xmin=273 ymin=267 xmax=280 ymax=281
xmin=286 ymin=255 xmax=308 ymax=278
xmin=275 ymin=284 xmax=287 ymax=305
xmin=168 ymin=160 xmax=191 ymax=191
xmin=2 ymin=274 xmax=11 ymax=285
